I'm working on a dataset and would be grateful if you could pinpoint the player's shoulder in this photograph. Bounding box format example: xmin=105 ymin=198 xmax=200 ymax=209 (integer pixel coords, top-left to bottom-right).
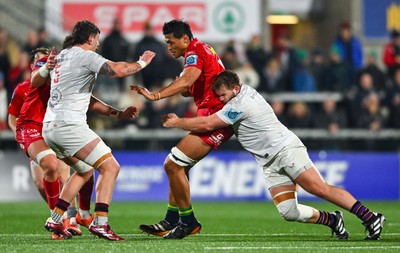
xmin=233 ymin=85 xmax=257 ymax=106
xmin=187 ymin=39 xmax=207 ymax=55
xmin=16 ymin=79 xmax=31 ymax=90
xmin=12 ymin=79 xmax=30 ymax=99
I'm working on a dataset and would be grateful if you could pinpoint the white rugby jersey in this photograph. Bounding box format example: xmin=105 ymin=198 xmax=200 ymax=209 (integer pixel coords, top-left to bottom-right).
xmin=43 ymin=46 xmax=107 ymax=123
xmin=216 ymin=84 xmax=299 ymax=165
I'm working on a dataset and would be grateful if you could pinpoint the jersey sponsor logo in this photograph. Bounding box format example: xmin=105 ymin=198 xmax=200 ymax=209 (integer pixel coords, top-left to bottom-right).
xmin=24 ymin=128 xmax=41 ymax=139
xmin=208 ymin=133 xmax=225 ymax=147
xmin=185 ymin=55 xmax=198 ymax=66
xmin=225 ymin=108 xmax=242 ymax=120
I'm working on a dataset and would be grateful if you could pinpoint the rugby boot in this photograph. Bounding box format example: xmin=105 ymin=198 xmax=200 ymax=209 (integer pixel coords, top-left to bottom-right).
xmin=329 ymin=211 xmax=349 ymax=240
xmin=163 ymin=221 xmax=202 ymax=239
xmin=89 ymin=222 xmax=125 ymax=241
xmin=44 ymin=217 xmax=72 ymax=239
xmin=363 ymin=213 xmax=386 ymax=240
xmin=63 ymin=217 xmax=82 ymax=236
xmin=139 ymin=220 xmax=177 ymax=236
xmin=51 ymin=232 xmax=64 ymax=240
xmin=76 ymin=212 xmax=93 ymax=228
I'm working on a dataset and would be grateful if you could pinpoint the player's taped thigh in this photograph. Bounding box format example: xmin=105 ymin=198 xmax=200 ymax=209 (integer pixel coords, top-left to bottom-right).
xmin=84 ymin=141 xmax=112 ymax=169
xmin=273 ymin=191 xmax=313 ymax=222
xmin=34 ymin=149 xmax=56 ymax=165
xmin=84 ymin=140 xmax=112 ymax=169
xmin=167 ymin=146 xmax=198 ymax=167
xmin=71 ymin=160 xmax=93 ymax=173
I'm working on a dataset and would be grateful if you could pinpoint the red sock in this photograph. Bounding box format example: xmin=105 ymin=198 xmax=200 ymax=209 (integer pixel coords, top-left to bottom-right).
xmin=43 ymin=178 xmax=60 ymax=210
xmin=78 ymin=176 xmax=94 ymax=211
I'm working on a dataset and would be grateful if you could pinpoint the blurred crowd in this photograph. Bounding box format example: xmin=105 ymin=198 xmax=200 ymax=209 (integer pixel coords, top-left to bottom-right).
xmin=1 ymin=21 xmax=400 ymax=133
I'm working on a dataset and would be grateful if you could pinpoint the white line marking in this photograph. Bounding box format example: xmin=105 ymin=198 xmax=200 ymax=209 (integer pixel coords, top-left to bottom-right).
xmin=204 ymin=246 xmax=400 ymax=250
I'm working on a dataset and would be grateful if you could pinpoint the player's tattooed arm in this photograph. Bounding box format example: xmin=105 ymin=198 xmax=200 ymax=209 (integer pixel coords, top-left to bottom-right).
xmin=100 ymin=50 xmax=156 ymax=78
xmin=100 ymin=61 xmax=145 ymax=77
xmin=99 ymin=62 xmax=117 ymax=77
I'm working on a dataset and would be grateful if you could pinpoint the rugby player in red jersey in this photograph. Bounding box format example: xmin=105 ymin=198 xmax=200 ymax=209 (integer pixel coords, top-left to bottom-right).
xmin=132 ymin=19 xmax=234 ymax=239
xmin=8 ymin=74 xmax=49 ymax=202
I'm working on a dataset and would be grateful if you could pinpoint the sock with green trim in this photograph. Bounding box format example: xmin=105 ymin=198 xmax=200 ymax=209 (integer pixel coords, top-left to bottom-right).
xmin=165 ymin=203 xmax=179 ymax=225
xmin=179 ymin=205 xmax=197 ymax=225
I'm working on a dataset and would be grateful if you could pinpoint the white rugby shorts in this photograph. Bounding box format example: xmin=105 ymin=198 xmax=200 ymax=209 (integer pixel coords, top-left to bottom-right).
xmin=42 ymin=121 xmax=111 ymax=167
xmin=263 ymin=139 xmax=315 ymax=189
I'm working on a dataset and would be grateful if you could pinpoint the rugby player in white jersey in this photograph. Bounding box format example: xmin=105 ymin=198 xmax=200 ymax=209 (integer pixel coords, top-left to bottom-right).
xmin=39 ymin=20 xmax=155 ymax=240
xmin=162 ymin=70 xmax=385 ymax=240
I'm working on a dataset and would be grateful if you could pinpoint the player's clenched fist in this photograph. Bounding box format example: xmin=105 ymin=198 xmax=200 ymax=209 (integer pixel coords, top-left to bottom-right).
xmin=120 ymin=106 xmax=139 ymax=119
xmin=161 ymin=113 xmax=179 ymax=128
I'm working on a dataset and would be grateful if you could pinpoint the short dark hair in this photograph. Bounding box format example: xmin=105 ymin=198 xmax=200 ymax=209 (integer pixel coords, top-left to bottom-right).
xmin=211 ymin=70 xmax=240 ymax=91
xmin=29 ymin=47 xmax=49 ymax=64
xmin=162 ymin=19 xmax=193 ymax=40
xmin=64 ymin=20 xmax=100 ymax=47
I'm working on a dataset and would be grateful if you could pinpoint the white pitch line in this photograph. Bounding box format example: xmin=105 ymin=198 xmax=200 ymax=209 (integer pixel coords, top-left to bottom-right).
xmin=204 ymin=246 xmax=400 ymax=250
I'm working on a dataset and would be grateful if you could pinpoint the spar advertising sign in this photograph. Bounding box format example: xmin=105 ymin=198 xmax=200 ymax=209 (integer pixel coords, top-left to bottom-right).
xmin=45 ymin=0 xmax=261 ymax=42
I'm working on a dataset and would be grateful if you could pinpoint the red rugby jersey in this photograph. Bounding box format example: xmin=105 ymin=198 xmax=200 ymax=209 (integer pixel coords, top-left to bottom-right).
xmin=184 ymin=38 xmax=225 ymax=114
xmin=8 ymin=79 xmax=31 ymax=117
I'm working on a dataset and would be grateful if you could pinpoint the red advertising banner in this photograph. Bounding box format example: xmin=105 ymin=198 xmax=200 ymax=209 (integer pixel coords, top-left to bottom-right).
xmin=62 ymin=2 xmax=207 ymax=33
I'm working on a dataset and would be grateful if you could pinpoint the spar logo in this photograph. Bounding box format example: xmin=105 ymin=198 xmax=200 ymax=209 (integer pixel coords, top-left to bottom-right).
xmin=213 ymin=1 xmax=245 ymax=34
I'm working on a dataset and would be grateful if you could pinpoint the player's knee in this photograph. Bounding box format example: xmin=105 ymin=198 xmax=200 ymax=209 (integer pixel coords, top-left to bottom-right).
xmin=111 ymin=163 xmax=120 ymax=176
xmin=278 ymin=203 xmax=300 ymax=222
xmin=35 ymin=149 xmax=57 ymax=171
xmin=164 ymin=147 xmax=196 ymax=175
xmin=276 ymin=199 xmax=313 ymax=223
xmin=98 ymin=160 xmax=120 ymax=177
xmin=39 ymin=155 xmax=58 ymax=176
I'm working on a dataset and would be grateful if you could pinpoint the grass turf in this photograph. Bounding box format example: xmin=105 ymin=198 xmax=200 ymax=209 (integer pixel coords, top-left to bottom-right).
xmin=0 ymin=201 xmax=399 ymax=252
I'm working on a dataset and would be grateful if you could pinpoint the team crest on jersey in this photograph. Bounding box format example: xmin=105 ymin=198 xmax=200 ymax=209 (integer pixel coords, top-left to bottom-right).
xmin=225 ymin=108 xmax=242 ymax=120
xmin=185 ymin=55 xmax=198 ymax=66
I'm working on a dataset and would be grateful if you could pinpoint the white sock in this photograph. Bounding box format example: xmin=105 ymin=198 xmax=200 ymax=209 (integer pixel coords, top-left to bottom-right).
xmin=79 ymin=209 xmax=91 ymax=219
xmin=94 ymin=216 xmax=108 ymax=226
xmin=70 ymin=217 xmax=77 ymax=225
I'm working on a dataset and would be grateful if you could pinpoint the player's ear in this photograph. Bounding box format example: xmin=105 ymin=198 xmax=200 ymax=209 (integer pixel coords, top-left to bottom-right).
xmin=183 ymin=35 xmax=190 ymax=45
xmin=233 ymin=85 xmax=240 ymax=95
xmin=88 ymin=35 xmax=94 ymax=45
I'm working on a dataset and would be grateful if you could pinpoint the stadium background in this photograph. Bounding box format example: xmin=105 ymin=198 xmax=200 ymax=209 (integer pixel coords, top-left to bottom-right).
xmin=0 ymin=0 xmax=399 ymax=203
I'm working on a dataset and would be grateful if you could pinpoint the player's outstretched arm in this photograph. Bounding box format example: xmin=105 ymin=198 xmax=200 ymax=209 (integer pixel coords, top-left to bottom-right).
xmin=131 ymin=66 xmax=201 ymax=101
xmin=89 ymin=95 xmax=139 ymax=119
xmin=31 ymin=47 xmax=56 ymax=87
xmin=99 ymin=50 xmax=156 ymax=78
xmin=161 ymin=113 xmax=228 ymax=133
